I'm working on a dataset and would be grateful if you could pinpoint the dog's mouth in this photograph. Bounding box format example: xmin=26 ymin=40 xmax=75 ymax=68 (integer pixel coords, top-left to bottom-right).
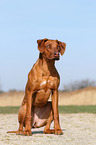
xmin=55 ymin=57 xmax=60 ymax=60
xmin=44 ymin=53 xmax=60 ymax=61
xmin=46 ymin=56 xmax=60 ymax=61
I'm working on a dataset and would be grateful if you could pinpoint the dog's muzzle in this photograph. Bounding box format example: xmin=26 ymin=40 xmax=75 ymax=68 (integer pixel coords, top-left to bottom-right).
xmin=54 ymin=52 xmax=60 ymax=60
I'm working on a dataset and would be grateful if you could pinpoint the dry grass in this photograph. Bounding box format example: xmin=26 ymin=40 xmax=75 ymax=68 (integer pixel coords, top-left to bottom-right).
xmin=0 ymin=87 xmax=96 ymax=106
xmin=0 ymin=91 xmax=24 ymax=106
xmin=59 ymin=87 xmax=96 ymax=105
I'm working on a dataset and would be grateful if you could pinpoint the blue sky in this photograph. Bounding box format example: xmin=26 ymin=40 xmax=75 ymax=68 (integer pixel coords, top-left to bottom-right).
xmin=0 ymin=0 xmax=96 ymax=91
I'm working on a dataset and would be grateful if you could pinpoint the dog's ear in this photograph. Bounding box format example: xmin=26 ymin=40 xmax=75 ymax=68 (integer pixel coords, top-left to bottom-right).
xmin=57 ymin=40 xmax=66 ymax=55
xmin=37 ymin=38 xmax=48 ymax=53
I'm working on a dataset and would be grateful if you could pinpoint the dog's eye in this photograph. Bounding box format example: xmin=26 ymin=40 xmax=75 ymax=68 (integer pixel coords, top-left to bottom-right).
xmin=45 ymin=45 xmax=51 ymax=49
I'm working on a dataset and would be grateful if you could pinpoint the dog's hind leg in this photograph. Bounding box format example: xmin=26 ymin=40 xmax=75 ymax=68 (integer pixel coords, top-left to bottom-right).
xmin=7 ymin=103 xmax=26 ymax=135
xmin=16 ymin=103 xmax=26 ymax=135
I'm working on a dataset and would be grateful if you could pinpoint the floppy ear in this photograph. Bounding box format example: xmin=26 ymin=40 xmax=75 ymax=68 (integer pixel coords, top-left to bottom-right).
xmin=37 ymin=38 xmax=48 ymax=53
xmin=57 ymin=40 xmax=66 ymax=55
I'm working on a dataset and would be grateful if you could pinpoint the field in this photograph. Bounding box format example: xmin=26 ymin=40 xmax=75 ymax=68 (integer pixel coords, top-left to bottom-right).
xmin=0 ymin=87 xmax=96 ymax=144
xmin=0 ymin=105 xmax=96 ymax=114
xmin=0 ymin=87 xmax=96 ymax=106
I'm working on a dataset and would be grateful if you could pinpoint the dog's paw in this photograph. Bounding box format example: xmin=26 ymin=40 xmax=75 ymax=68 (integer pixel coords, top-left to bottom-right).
xmin=16 ymin=130 xmax=24 ymax=135
xmin=23 ymin=130 xmax=32 ymax=136
xmin=43 ymin=129 xmax=55 ymax=134
xmin=55 ymin=129 xmax=63 ymax=135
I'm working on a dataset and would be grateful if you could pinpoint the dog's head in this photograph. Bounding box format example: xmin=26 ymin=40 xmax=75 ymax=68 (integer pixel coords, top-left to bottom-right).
xmin=37 ymin=38 xmax=66 ymax=60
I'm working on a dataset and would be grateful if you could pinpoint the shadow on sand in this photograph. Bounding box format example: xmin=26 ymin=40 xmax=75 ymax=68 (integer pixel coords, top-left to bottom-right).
xmin=32 ymin=129 xmax=65 ymax=135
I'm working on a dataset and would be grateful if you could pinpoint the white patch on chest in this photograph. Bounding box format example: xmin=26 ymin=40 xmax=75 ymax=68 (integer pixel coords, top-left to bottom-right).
xmin=40 ymin=81 xmax=47 ymax=87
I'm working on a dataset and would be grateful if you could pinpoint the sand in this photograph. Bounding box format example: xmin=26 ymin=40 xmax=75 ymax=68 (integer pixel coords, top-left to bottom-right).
xmin=0 ymin=113 xmax=96 ymax=145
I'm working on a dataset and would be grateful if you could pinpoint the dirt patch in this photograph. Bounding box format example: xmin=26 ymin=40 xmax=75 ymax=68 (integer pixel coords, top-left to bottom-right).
xmin=0 ymin=113 xmax=96 ymax=145
xmin=0 ymin=87 xmax=96 ymax=106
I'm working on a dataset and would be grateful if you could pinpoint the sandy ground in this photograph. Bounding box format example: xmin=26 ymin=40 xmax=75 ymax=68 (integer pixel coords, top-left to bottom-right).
xmin=0 ymin=113 xmax=96 ymax=145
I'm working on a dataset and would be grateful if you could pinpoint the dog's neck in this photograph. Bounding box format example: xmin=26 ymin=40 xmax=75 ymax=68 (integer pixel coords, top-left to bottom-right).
xmin=39 ymin=53 xmax=55 ymax=75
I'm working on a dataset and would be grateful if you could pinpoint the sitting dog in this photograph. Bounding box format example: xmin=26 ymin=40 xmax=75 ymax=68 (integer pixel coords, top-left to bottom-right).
xmin=7 ymin=38 xmax=66 ymax=135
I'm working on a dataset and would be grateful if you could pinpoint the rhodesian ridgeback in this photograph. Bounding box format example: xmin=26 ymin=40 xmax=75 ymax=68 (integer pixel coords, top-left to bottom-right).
xmin=7 ymin=38 xmax=66 ymax=135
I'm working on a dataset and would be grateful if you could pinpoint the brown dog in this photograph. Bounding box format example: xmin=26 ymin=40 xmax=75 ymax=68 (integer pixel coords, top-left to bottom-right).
xmin=7 ymin=38 xmax=66 ymax=136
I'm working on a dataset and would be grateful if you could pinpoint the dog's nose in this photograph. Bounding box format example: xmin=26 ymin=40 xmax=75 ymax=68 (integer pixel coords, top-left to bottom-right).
xmin=54 ymin=52 xmax=59 ymax=56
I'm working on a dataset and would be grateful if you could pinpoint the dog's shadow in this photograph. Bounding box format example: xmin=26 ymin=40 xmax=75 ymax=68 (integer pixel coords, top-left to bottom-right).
xmin=32 ymin=129 xmax=65 ymax=135
xmin=32 ymin=131 xmax=43 ymax=134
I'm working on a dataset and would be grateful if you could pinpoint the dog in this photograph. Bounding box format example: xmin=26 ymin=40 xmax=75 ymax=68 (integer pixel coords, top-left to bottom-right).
xmin=7 ymin=38 xmax=66 ymax=136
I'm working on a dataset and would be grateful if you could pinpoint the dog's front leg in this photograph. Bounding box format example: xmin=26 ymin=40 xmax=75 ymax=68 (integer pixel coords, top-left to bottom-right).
xmin=24 ymin=90 xmax=33 ymax=136
xmin=52 ymin=90 xmax=63 ymax=135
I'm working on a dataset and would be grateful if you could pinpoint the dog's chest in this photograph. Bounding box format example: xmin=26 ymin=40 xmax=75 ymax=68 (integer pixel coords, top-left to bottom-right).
xmin=39 ymin=75 xmax=59 ymax=90
xmin=33 ymin=75 xmax=59 ymax=106
xmin=32 ymin=75 xmax=59 ymax=106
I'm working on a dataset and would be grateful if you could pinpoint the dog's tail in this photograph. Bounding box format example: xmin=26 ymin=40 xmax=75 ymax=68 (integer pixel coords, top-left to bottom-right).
xmin=7 ymin=131 xmax=18 ymax=133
